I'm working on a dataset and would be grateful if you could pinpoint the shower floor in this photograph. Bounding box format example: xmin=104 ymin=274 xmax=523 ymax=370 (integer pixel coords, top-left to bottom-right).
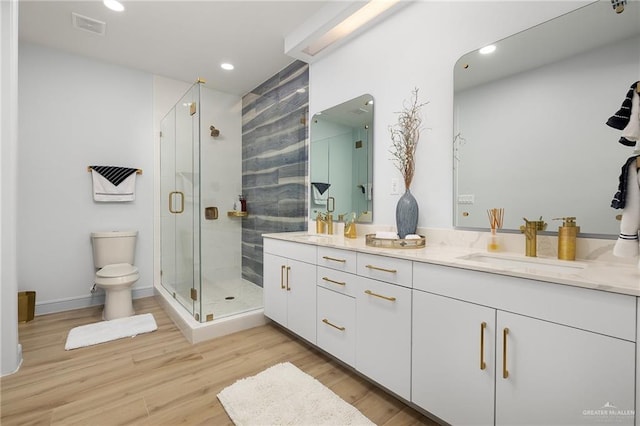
xmin=171 ymin=277 xmax=263 ymax=321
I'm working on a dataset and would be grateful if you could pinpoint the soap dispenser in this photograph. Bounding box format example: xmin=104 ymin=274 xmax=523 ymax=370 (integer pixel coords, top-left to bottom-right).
xmin=344 ymin=212 xmax=357 ymax=239
xmin=554 ymin=217 xmax=580 ymax=260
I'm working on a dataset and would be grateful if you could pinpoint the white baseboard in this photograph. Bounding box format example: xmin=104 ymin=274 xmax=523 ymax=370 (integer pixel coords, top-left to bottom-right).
xmin=34 ymin=287 xmax=155 ymax=316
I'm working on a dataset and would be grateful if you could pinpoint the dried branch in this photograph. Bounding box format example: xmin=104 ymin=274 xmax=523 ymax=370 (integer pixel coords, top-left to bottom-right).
xmin=389 ymin=88 xmax=428 ymax=190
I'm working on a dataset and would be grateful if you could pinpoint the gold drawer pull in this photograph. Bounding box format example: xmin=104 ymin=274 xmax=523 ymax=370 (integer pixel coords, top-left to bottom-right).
xmin=322 ymin=256 xmax=346 ymax=263
xmin=322 ymin=318 xmax=345 ymax=331
xmin=364 ymin=289 xmax=396 ymax=302
xmin=286 ymin=266 xmax=291 ymax=291
xmin=322 ymin=277 xmax=346 ymax=286
xmin=365 ymin=264 xmax=397 ymax=273
xmin=480 ymin=322 xmax=487 ymax=370
xmin=502 ymin=327 xmax=509 ymax=379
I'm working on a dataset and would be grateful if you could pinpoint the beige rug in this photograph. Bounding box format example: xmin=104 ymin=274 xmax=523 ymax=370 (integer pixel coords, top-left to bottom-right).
xmin=217 ymin=362 xmax=374 ymax=425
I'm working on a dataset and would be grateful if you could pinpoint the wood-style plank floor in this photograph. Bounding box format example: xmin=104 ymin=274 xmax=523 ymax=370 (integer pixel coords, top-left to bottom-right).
xmin=0 ymin=297 xmax=440 ymax=425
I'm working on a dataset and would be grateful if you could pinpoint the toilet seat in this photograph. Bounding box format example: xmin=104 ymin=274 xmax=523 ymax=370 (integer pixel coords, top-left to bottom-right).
xmin=95 ymin=263 xmax=139 ymax=286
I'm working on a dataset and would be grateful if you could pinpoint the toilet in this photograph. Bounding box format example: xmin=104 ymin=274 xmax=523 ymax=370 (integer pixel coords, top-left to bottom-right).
xmin=91 ymin=230 xmax=140 ymax=320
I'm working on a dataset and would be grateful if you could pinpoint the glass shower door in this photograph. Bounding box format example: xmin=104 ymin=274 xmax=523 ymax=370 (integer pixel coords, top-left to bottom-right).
xmin=160 ymin=84 xmax=201 ymax=318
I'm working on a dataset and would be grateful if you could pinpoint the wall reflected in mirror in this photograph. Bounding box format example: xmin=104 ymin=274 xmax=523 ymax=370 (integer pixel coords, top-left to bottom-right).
xmin=454 ymin=0 xmax=639 ymax=237
xmin=311 ymin=94 xmax=374 ymax=223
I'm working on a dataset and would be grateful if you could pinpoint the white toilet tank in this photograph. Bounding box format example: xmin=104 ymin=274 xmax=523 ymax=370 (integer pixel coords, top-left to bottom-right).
xmin=91 ymin=231 xmax=138 ymax=268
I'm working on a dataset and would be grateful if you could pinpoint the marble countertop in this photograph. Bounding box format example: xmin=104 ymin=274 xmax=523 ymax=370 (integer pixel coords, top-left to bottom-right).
xmin=263 ymin=231 xmax=640 ymax=297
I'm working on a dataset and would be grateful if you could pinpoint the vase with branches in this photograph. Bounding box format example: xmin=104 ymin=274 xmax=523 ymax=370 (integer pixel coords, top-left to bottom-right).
xmin=389 ymin=88 xmax=427 ymax=238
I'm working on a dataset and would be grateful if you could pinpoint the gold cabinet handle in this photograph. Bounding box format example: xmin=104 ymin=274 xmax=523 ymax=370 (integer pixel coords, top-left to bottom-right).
xmin=322 ymin=256 xmax=346 ymax=263
xmin=280 ymin=265 xmax=286 ymax=289
xmin=502 ymin=327 xmax=510 ymax=379
xmin=168 ymin=191 xmax=185 ymax=214
xmin=365 ymin=264 xmax=397 ymax=273
xmin=480 ymin=322 xmax=487 ymax=370
xmin=322 ymin=318 xmax=345 ymax=331
xmin=286 ymin=266 xmax=291 ymax=291
xmin=322 ymin=277 xmax=346 ymax=286
xmin=364 ymin=289 xmax=396 ymax=302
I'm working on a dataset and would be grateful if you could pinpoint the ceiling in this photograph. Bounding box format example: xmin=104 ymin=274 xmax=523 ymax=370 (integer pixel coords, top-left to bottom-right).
xmin=18 ymin=0 xmax=330 ymax=96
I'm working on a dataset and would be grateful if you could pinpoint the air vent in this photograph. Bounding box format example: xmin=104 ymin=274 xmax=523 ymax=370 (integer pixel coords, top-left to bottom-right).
xmin=72 ymin=12 xmax=106 ymax=35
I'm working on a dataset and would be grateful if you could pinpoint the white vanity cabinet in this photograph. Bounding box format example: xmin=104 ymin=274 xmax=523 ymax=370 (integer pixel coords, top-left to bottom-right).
xmin=263 ymin=233 xmax=639 ymax=425
xmin=355 ymin=254 xmax=412 ymax=400
xmin=317 ymin=286 xmax=356 ymax=366
xmin=495 ymin=310 xmax=635 ymax=425
xmin=412 ymin=290 xmax=496 ymax=425
xmin=263 ymin=239 xmax=317 ymax=344
xmin=412 ymin=262 xmax=637 ymax=426
xmin=316 ymin=246 xmax=358 ymax=366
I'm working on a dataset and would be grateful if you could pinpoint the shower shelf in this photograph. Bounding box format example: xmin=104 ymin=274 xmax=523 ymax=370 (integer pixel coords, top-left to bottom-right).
xmin=227 ymin=211 xmax=248 ymax=218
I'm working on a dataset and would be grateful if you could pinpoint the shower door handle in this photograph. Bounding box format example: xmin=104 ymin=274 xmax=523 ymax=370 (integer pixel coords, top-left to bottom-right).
xmin=169 ymin=191 xmax=185 ymax=214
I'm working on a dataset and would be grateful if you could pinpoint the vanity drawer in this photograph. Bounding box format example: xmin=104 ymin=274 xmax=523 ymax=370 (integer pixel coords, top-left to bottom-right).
xmin=413 ymin=261 xmax=636 ymax=341
xmin=317 ymin=247 xmax=357 ymax=274
xmin=317 ymin=287 xmax=356 ymax=367
xmin=317 ymin=266 xmax=357 ymax=298
xmin=264 ymin=238 xmax=316 ymax=264
xmin=356 ymin=253 xmax=412 ymax=288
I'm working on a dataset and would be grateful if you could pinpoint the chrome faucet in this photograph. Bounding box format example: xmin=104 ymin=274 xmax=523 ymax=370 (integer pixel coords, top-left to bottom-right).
xmin=519 ymin=217 xmax=547 ymax=257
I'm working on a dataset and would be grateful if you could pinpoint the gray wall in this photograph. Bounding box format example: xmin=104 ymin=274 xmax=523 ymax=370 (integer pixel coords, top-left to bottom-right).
xmin=241 ymin=61 xmax=309 ymax=286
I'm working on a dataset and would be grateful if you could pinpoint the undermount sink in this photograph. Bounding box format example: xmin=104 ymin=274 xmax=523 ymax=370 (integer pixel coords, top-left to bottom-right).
xmin=458 ymin=252 xmax=586 ymax=275
xmin=289 ymin=234 xmax=332 ymax=243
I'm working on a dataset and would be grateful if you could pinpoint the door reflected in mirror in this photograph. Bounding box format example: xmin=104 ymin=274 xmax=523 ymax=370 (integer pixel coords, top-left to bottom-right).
xmin=311 ymin=94 xmax=374 ymax=223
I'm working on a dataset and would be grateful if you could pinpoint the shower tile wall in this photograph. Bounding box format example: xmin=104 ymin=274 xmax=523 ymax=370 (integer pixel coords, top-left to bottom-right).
xmin=241 ymin=60 xmax=309 ymax=286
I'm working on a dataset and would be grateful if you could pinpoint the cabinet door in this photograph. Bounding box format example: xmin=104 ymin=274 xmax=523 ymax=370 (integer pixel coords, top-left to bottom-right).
xmin=355 ymin=276 xmax=412 ymax=400
xmin=263 ymin=253 xmax=287 ymax=327
xmin=496 ymin=311 xmax=635 ymax=425
xmin=412 ymin=291 xmax=496 ymax=426
xmin=286 ymin=258 xmax=317 ymax=344
xmin=317 ymin=287 xmax=356 ymax=366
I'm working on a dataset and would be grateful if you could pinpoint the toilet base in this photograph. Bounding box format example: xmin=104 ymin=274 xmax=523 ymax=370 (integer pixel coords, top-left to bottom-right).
xmin=101 ymin=286 xmax=135 ymax=320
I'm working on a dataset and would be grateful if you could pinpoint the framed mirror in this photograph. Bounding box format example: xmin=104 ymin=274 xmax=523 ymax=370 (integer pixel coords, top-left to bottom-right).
xmin=453 ymin=1 xmax=639 ymax=237
xmin=310 ymin=94 xmax=374 ymax=223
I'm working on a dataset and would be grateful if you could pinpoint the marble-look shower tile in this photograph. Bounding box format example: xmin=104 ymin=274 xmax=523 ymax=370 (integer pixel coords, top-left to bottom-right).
xmin=241 ymin=61 xmax=309 ymax=286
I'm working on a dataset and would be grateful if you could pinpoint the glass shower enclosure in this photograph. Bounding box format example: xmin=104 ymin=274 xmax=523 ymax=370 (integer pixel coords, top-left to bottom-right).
xmin=160 ymin=81 xmax=262 ymax=322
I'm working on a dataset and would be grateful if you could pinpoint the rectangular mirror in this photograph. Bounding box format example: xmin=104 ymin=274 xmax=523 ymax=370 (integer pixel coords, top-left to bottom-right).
xmin=311 ymin=94 xmax=374 ymax=223
xmin=453 ymin=1 xmax=639 ymax=237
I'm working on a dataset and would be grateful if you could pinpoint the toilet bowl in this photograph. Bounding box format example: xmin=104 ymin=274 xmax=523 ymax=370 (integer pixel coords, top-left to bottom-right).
xmin=91 ymin=231 xmax=139 ymax=320
xmin=95 ymin=263 xmax=139 ymax=320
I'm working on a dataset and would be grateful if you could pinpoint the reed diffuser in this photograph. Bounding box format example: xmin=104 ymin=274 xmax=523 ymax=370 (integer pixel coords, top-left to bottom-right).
xmin=487 ymin=208 xmax=504 ymax=252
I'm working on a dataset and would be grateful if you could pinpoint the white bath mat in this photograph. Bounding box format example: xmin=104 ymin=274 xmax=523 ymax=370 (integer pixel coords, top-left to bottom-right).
xmin=217 ymin=362 xmax=374 ymax=425
xmin=65 ymin=313 xmax=157 ymax=350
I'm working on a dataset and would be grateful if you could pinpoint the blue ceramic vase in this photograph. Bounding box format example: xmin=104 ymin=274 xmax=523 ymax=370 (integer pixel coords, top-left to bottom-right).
xmin=396 ymin=188 xmax=418 ymax=239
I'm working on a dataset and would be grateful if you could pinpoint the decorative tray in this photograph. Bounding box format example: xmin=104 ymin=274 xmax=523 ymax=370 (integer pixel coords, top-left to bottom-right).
xmin=365 ymin=234 xmax=426 ymax=249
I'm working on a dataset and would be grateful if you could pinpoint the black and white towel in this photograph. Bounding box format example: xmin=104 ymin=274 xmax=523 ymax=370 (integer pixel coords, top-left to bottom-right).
xmin=607 ymin=81 xmax=640 ymax=147
xmin=89 ymin=166 xmax=138 ymax=202
xmin=613 ymin=159 xmax=640 ymax=260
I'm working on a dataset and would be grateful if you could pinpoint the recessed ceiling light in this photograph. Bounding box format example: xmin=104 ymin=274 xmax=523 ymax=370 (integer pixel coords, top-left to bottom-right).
xmin=103 ymin=0 xmax=124 ymax=12
xmin=221 ymin=63 xmax=234 ymax=71
xmin=479 ymin=45 xmax=496 ymax=55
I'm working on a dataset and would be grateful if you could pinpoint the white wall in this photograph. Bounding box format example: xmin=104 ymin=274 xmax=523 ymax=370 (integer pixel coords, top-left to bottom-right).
xmin=1 ymin=0 xmax=21 ymax=376
xmin=18 ymin=43 xmax=154 ymax=314
xmin=309 ymin=1 xmax=588 ymax=229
